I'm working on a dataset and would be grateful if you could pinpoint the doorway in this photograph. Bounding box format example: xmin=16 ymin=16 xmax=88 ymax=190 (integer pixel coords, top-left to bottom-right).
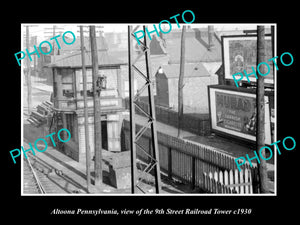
xmin=101 ymin=121 xmax=108 ymax=150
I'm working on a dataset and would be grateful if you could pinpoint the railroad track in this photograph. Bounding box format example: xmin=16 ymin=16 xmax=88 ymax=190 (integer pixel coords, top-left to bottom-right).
xmin=23 ymin=152 xmax=85 ymax=194
xmin=23 ymin=155 xmax=46 ymax=194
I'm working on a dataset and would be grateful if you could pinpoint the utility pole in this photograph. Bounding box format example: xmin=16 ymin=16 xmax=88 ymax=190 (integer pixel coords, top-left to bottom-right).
xmin=80 ymin=26 xmax=91 ymax=192
xmin=90 ymin=25 xmax=103 ymax=188
xmin=178 ymin=25 xmax=186 ymax=138
xmin=53 ymin=25 xmax=56 ymax=61
xmin=26 ymin=26 xmax=32 ymax=115
xmin=76 ymin=26 xmax=104 ymax=52
xmin=32 ymin=36 xmax=38 ymax=79
xmin=257 ymin=25 xmax=269 ymax=193
xmin=44 ymin=25 xmax=64 ymax=62
xmin=77 ymin=26 xmax=104 ymax=37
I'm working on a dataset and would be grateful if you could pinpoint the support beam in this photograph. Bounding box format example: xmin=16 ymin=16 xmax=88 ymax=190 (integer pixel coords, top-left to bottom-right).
xmin=143 ymin=26 xmax=162 ymax=193
xmin=128 ymin=26 xmax=138 ymax=193
xmin=26 ymin=26 xmax=32 ymax=115
xmin=178 ymin=25 xmax=186 ymax=138
xmin=128 ymin=25 xmax=161 ymax=194
xmin=90 ymin=25 xmax=103 ymax=188
xmin=80 ymin=26 xmax=91 ymax=192
xmin=256 ymin=25 xmax=269 ymax=193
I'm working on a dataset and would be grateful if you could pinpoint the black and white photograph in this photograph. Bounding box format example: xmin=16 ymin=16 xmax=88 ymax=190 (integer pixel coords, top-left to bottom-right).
xmin=19 ymin=23 xmax=277 ymax=196
xmin=3 ymin=5 xmax=298 ymax=221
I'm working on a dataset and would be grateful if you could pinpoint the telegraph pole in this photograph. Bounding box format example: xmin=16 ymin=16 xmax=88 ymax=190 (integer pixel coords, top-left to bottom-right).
xmin=178 ymin=25 xmax=186 ymax=138
xmin=77 ymin=26 xmax=104 ymax=37
xmin=44 ymin=25 xmax=64 ymax=61
xmin=53 ymin=25 xmax=56 ymax=61
xmin=32 ymin=36 xmax=38 ymax=79
xmin=90 ymin=25 xmax=103 ymax=188
xmin=26 ymin=26 xmax=32 ymax=115
xmin=80 ymin=26 xmax=91 ymax=192
xmin=257 ymin=25 xmax=269 ymax=193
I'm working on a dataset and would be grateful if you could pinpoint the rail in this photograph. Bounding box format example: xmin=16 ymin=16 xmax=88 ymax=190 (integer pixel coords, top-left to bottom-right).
xmin=24 ymin=155 xmax=46 ymax=194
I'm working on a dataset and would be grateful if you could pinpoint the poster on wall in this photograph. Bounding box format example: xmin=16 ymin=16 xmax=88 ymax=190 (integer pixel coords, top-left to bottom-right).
xmin=222 ymin=34 xmax=274 ymax=86
xmin=208 ymin=85 xmax=272 ymax=145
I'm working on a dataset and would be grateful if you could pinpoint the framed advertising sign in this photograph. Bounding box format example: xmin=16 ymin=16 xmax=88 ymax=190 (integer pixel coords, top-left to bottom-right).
xmin=222 ymin=34 xmax=274 ymax=86
xmin=208 ymin=85 xmax=273 ymax=145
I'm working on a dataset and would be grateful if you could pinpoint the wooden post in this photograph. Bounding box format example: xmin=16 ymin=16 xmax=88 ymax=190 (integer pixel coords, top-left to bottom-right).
xmin=90 ymin=25 xmax=103 ymax=187
xmin=191 ymin=157 xmax=196 ymax=189
xmin=26 ymin=26 xmax=32 ymax=115
xmin=62 ymin=114 xmax=67 ymax=135
xmin=116 ymin=68 xmax=123 ymax=98
xmin=143 ymin=25 xmax=162 ymax=193
xmin=178 ymin=25 xmax=186 ymax=138
xmin=33 ymin=36 xmax=38 ymax=79
xmin=52 ymin=25 xmax=56 ymax=62
xmin=257 ymin=26 xmax=269 ymax=193
xmin=80 ymin=26 xmax=91 ymax=192
xmin=168 ymin=147 xmax=172 ymax=180
xmin=55 ymin=69 xmax=63 ymax=109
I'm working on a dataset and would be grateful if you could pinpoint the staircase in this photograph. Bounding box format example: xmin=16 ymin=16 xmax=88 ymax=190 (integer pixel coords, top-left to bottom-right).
xmin=27 ymin=101 xmax=53 ymax=127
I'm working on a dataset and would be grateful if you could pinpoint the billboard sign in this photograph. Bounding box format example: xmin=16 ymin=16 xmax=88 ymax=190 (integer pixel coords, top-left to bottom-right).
xmin=222 ymin=34 xmax=274 ymax=86
xmin=208 ymin=85 xmax=272 ymax=145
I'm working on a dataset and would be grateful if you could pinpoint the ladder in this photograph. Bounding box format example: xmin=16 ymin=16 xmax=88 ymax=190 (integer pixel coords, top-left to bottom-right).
xmin=48 ymin=110 xmax=64 ymax=150
xmin=128 ymin=25 xmax=162 ymax=194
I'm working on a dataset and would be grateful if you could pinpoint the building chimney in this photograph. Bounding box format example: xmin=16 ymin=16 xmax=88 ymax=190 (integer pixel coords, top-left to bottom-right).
xmin=208 ymin=25 xmax=214 ymax=51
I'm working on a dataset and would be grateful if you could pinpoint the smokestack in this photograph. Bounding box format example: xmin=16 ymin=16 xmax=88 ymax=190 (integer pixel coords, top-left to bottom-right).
xmin=208 ymin=25 xmax=214 ymax=51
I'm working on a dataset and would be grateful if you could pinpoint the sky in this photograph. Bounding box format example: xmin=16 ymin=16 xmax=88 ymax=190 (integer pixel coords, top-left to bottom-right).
xmin=21 ymin=23 xmax=275 ymax=52
xmin=22 ymin=23 xmax=274 ymax=43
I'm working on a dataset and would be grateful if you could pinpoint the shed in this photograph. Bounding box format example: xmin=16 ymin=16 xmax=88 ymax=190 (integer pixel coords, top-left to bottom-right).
xmin=155 ymin=63 xmax=218 ymax=114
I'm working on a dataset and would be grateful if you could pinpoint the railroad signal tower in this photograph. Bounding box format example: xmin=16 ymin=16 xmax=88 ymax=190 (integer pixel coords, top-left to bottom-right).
xmin=128 ymin=25 xmax=162 ymax=194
